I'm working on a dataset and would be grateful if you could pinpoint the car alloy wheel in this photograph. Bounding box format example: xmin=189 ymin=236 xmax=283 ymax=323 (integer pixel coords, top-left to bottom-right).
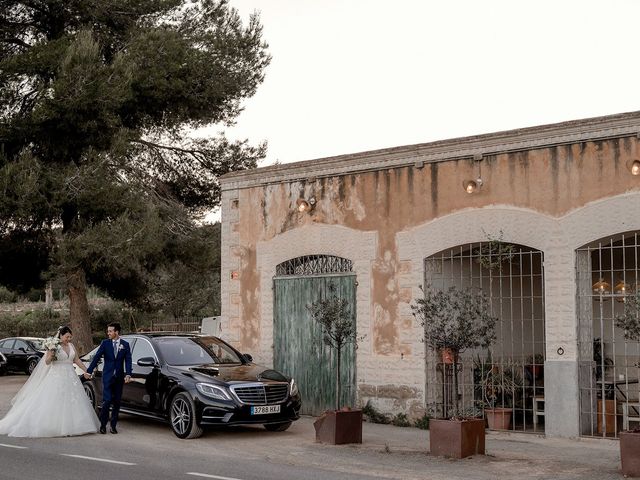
xmin=170 ymin=392 xmax=203 ymax=439
xmin=27 ymin=358 xmax=38 ymax=375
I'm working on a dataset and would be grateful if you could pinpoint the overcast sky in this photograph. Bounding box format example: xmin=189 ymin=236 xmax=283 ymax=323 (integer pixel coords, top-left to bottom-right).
xmin=216 ymin=0 xmax=640 ymax=167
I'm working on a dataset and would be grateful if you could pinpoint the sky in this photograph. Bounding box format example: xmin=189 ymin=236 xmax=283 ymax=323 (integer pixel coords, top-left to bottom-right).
xmin=210 ymin=0 xmax=640 ymax=168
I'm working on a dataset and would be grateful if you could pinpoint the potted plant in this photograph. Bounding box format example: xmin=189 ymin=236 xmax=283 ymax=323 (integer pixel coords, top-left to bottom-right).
xmin=412 ymin=285 xmax=498 ymax=458
xmin=307 ymin=285 xmax=363 ymax=445
xmin=615 ymin=291 xmax=640 ymax=477
xmin=480 ymin=359 xmax=523 ymax=430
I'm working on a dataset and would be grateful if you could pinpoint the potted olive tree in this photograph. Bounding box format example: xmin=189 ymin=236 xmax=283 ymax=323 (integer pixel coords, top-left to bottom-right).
xmin=615 ymin=291 xmax=640 ymax=477
xmin=412 ymin=285 xmax=498 ymax=458
xmin=307 ymin=287 xmax=363 ymax=444
xmin=481 ymin=359 xmax=523 ymax=430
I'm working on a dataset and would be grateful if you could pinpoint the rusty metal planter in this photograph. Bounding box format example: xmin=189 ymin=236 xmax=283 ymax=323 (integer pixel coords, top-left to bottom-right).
xmin=429 ymin=418 xmax=486 ymax=458
xmin=313 ymin=409 xmax=363 ymax=445
xmin=620 ymin=431 xmax=640 ymax=477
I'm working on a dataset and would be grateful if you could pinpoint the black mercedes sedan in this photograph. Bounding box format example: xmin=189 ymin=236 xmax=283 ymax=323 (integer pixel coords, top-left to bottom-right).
xmin=79 ymin=333 xmax=301 ymax=439
xmin=0 ymin=337 xmax=45 ymax=375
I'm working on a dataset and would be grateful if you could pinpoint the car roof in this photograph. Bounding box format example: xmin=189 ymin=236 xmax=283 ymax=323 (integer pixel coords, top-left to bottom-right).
xmin=4 ymin=337 xmax=45 ymax=341
xmin=125 ymin=332 xmax=203 ymax=338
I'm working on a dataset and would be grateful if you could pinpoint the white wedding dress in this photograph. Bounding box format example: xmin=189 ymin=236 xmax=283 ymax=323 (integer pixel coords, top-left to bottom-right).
xmin=0 ymin=343 xmax=100 ymax=437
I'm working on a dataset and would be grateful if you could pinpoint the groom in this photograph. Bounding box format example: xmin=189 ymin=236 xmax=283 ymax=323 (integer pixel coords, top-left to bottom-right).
xmin=85 ymin=322 xmax=132 ymax=434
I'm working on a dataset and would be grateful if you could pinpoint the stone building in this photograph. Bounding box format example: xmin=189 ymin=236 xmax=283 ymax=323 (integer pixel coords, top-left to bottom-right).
xmin=220 ymin=111 xmax=640 ymax=438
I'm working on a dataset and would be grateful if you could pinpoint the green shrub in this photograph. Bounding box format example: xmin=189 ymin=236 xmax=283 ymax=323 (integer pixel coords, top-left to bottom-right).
xmin=362 ymin=400 xmax=391 ymax=424
xmin=0 ymin=309 xmax=65 ymax=338
xmin=414 ymin=413 xmax=431 ymax=430
xmin=0 ymin=286 xmax=17 ymax=303
xmin=391 ymin=413 xmax=411 ymax=427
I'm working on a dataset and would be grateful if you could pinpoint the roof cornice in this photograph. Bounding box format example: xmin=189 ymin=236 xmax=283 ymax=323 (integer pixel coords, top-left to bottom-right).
xmin=220 ymin=111 xmax=640 ymax=191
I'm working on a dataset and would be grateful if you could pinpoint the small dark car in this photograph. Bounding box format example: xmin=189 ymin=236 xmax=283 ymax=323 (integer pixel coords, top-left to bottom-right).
xmin=79 ymin=333 xmax=302 ymax=439
xmin=0 ymin=337 xmax=45 ymax=375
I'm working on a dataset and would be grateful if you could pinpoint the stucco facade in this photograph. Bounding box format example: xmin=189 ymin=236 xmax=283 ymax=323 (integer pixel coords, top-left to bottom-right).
xmin=220 ymin=111 xmax=640 ymax=437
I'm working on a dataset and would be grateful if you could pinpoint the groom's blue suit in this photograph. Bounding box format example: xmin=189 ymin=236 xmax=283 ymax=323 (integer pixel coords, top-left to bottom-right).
xmin=87 ymin=338 xmax=132 ymax=430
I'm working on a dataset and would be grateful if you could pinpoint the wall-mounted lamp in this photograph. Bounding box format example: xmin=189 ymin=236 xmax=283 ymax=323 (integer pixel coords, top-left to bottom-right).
xmin=628 ymin=159 xmax=640 ymax=176
xmin=296 ymin=197 xmax=316 ymax=213
xmin=462 ymin=178 xmax=483 ymax=194
xmin=462 ymin=155 xmax=484 ymax=194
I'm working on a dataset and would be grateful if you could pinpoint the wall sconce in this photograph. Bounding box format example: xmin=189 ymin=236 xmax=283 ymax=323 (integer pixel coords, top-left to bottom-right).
xmin=296 ymin=197 xmax=316 ymax=213
xmin=462 ymin=155 xmax=483 ymax=194
xmin=628 ymin=159 xmax=640 ymax=176
xmin=462 ymin=178 xmax=483 ymax=194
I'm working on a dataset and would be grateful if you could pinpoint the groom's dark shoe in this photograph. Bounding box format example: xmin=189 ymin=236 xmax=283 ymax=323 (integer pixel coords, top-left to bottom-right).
xmin=99 ymin=426 xmax=106 ymax=434
xmin=110 ymin=426 xmax=118 ymax=434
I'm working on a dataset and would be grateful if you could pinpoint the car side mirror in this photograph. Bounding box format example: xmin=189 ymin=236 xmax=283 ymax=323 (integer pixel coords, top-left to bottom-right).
xmin=18 ymin=347 xmax=26 ymax=353
xmin=137 ymin=357 xmax=157 ymax=368
xmin=243 ymin=353 xmax=253 ymax=363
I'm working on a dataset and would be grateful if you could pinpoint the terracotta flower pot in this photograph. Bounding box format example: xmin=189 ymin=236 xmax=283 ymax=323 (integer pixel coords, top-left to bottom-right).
xmin=429 ymin=418 xmax=485 ymax=458
xmin=485 ymin=407 xmax=513 ymax=430
xmin=440 ymin=348 xmax=457 ymax=364
xmin=313 ymin=409 xmax=363 ymax=445
xmin=620 ymin=430 xmax=640 ymax=477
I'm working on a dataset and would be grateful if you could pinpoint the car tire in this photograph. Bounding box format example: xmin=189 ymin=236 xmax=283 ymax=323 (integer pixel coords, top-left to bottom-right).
xmin=83 ymin=383 xmax=98 ymax=413
xmin=263 ymin=421 xmax=292 ymax=432
xmin=26 ymin=358 xmax=38 ymax=375
xmin=170 ymin=392 xmax=203 ymax=439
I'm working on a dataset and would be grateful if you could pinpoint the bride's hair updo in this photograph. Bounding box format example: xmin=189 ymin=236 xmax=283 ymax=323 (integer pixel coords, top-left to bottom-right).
xmin=57 ymin=325 xmax=72 ymax=337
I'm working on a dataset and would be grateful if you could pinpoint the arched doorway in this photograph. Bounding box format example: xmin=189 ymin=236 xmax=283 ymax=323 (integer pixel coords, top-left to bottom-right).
xmin=577 ymin=231 xmax=640 ymax=438
xmin=424 ymin=242 xmax=546 ymax=432
xmin=273 ymin=255 xmax=357 ymax=415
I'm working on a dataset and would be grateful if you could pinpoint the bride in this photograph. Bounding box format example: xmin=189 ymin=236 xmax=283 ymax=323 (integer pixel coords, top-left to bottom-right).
xmin=0 ymin=325 xmax=100 ymax=437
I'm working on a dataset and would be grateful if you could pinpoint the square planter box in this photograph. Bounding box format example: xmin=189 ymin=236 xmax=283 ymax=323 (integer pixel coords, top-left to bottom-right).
xmin=429 ymin=418 xmax=486 ymax=459
xmin=620 ymin=431 xmax=640 ymax=477
xmin=314 ymin=409 xmax=363 ymax=445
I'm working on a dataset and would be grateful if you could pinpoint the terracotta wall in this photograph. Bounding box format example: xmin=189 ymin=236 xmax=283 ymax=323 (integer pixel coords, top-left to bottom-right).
xmin=232 ymin=137 xmax=640 ymax=354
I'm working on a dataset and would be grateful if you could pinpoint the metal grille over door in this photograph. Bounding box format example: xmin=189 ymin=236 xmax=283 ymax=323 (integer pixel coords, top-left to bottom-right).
xmin=577 ymin=232 xmax=640 ymax=438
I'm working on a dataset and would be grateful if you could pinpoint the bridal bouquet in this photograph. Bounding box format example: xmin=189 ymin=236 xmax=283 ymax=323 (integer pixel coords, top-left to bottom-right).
xmin=42 ymin=336 xmax=61 ymax=360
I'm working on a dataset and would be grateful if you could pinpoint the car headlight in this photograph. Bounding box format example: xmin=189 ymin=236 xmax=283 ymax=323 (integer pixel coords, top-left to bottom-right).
xmin=195 ymin=383 xmax=231 ymax=401
xmin=289 ymin=378 xmax=299 ymax=396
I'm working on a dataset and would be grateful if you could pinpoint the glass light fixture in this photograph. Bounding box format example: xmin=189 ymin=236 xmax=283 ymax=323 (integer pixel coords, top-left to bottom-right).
xmin=631 ymin=160 xmax=640 ymax=176
xmin=592 ymin=278 xmax=611 ymax=295
xmin=462 ymin=178 xmax=483 ymax=194
xmin=614 ymin=279 xmax=630 ymax=302
xmin=295 ymin=197 xmax=316 ymax=213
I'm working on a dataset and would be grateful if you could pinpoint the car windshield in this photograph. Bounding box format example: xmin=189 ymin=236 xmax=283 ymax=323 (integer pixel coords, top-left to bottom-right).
xmin=155 ymin=337 xmax=243 ymax=366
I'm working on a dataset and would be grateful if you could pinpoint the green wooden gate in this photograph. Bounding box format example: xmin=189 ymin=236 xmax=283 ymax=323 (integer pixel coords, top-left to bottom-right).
xmin=273 ymin=257 xmax=357 ymax=416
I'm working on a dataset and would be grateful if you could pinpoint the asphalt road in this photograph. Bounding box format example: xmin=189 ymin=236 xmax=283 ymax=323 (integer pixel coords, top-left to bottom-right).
xmin=0 ymin=374 xmax=626 ymax=480
xmin=0 ymin=374 xmax=421 ymax=480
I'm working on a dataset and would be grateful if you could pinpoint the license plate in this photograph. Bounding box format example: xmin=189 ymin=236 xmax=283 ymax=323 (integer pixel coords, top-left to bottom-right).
xmin=251 ymin=405 xmax=281 ymax=415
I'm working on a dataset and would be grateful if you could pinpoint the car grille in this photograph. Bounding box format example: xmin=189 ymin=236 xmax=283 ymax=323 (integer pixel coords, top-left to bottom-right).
xmin=231 ymin=383 xmax=289 ymax=405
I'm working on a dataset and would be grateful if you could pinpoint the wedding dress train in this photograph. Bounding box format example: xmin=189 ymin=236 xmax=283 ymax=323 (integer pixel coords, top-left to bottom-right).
xmin=0 ymin=343 xmax=100 ymax=437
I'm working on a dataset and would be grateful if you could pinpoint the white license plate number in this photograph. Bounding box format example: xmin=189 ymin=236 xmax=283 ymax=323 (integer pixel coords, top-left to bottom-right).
xmin=251 ymin=405 xmax=281 ymax=415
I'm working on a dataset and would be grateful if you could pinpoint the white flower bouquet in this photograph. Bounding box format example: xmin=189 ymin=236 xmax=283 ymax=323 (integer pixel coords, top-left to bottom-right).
xmin=42 ymin=336 xmax=61 ymax=360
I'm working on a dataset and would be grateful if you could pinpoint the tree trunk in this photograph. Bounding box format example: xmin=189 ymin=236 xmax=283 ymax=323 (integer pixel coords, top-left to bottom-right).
xmin=453 ymin=350 xmax=460 ymax=418
xmin=67 ymin=268 xmax=93 ymax=355
xmin=45 ymin=281 xmax=53 ymax=308
xmin=336 ymin=347 xmax=341 ymax=411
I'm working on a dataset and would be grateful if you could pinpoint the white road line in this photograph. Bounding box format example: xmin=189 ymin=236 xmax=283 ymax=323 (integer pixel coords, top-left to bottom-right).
xmin=186 ymin=473 xmax=245 ymax=480
xmin=0 ymin=443 xmax=27 ymax=449
xmin=60 ymin=454 xmax=136 ymax=466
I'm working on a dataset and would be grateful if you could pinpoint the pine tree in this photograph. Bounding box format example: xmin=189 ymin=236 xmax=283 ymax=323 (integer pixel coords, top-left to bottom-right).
xmin=0 ymin=0 xmax=270 ymax=353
